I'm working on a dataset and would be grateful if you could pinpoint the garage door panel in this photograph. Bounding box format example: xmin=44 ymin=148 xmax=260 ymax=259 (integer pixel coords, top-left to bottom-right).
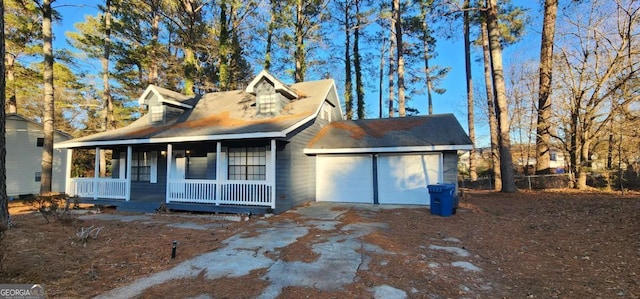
xmin=378 ymin=154 xmax=441 ymax=205
xmin=316 ymin=155 xmax=373 ymax=203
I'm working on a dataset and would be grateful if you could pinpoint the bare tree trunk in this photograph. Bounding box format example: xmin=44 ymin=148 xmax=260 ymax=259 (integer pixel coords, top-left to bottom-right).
xmin=388 ymin=19 xmax=395 ymax=118
xmin=149 ymin=4 xmax=160 ymax=85
xmin=379 ymin=37 xmax=386 ymax=118
xmin=486 ymin=0 xmax=516 ymax=192
xmin=102 ymin=0 xmax=114 ymax=132
xmin=354 ymin=0 xmax=365 ymax=119
xmin=294 ymin=0 xmax=305 ymax=82
xmin=420 ymin=2 xmax=433 ymax=115
xmin=535 ymin=0 xmax=558 ymax=174
xmin=1 ymin=0 xmax=11 ymax=236
xmin=481 ymin=21 xmax=501 ymax=190
xmin=40 ymin=0 xmax=55 ymax=195
xmin=393 ymin=0 xmax=406 ymax=117
xmin=344 ymin=2 xmax=354 ymax=119
xmin=264 ymin=0 xmax=277 ymax=71
xmin=464 ymin=0 xmax=477 ymax=182
xmin=5 ymin=53 xmax=16 ymax=113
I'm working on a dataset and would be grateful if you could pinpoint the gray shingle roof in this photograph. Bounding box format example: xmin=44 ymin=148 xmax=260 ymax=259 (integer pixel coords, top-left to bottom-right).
xmin=56 ymin=79 xmax=335 ymax=148
xmin=305 ymin=114 xmax=473 ymax=153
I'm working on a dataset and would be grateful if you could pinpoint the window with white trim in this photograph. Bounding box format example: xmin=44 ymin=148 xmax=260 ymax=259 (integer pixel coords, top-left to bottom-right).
xmin=321 ymin=102 xmax=331 ymax=121
xmin=132 ymin=152 xmax=152 ymax=182
xmin=150 ymin=105 xmax=165 ymax=123
xmin=258 ymin=94 xmax=277 ymax=114
xmin=228 ymin=147 xmax=266 ymax=180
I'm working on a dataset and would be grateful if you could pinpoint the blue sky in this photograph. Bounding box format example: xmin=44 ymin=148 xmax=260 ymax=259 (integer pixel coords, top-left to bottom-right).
xmin=51 ymin=0 xmax=543 ymax=147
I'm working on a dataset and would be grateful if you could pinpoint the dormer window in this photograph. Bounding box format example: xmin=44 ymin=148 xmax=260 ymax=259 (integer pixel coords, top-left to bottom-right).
xmin=245 ymin=70 xmax=299 ymax=117
xmin=150 ymin=105 xmax=165 ymax=123
xmin=258 ymin=94 xmax=278 ymax=114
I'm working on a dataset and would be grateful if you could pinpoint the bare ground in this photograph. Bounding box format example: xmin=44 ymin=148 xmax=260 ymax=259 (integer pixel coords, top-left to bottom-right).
xmin=1 ymin=189 xmax=638 ymax=298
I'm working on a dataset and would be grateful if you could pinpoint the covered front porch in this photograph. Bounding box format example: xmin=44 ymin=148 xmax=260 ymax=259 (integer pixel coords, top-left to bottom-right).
xmin=65 ymin=140 xmax=277 ymax=213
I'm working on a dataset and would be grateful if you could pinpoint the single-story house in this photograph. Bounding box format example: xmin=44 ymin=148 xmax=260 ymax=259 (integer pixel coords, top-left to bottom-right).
xmin=55 ymin=70 xmax=472 ymax=214
xmin=6 ymin=113 xmax=70 ymax=198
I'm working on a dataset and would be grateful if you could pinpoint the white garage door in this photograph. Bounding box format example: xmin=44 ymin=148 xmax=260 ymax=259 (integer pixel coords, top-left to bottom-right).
xmin=377 ymin=154 xmax=442 ymax=205
xmin=316 ymin=155 xmax=373 ymax=203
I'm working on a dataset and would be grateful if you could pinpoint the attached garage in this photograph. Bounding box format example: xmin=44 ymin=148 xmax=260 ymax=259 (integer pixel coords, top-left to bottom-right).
xmin=316 ymin=153 xmax=443 ymax=205
xmin=316 ymin=155 xmax=373 ymax=203
xmin=377 ymin=153 xmax=442 ymax=205
xmin=306 ymin=114 xmax=473 ymax=206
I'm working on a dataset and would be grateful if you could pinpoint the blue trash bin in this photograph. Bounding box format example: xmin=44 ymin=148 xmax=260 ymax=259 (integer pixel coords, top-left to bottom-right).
xmin=427 ymin=184 xmax=457 ymax=217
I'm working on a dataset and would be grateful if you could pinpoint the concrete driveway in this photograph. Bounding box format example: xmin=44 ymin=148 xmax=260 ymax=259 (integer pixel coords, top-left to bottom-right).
xmin=91 ymin=202 xmax=484 ymax=299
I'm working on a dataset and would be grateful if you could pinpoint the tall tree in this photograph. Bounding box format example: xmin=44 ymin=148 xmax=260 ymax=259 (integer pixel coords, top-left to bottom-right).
xmin=419 ymin=0 xmax=434 ymax=115
xmin=342 ymin=0 xmax=354 ymax=119
xmin=463 ymin=0 xmax=477 ymax=181
xmin=485 ymin=0 xmax=516 ymax=192
xmin=1 ymin=0 xmax=11 ymax=237
xmin=481 ymin=20 xmax=501 ymax=190
xmin=102 ymin=0 xmax=115 ymax=131
xmin=39 ymin=0 xmax=56 ymax=195
xmin=354 ymin=0 xmax=365 ymax=119
xmin=553 ymin=0 xmax=639 ymax=189
xmin=534 ymin=0 xmax=558 ymax=174
xmin=393 ymin=0 xmax=406 ymax=116
xmin=292 ymin=0 xmax=326 ymax=82
xmin=4 ymin=0 xmax=40 ymax=114
xmin=387 ymin=13 xmax=396 ymax=117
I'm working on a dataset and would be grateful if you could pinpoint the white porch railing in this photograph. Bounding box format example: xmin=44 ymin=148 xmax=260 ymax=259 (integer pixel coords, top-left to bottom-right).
xmin=69 ymin=178 xmax=127 ymax=200
xmin=219 ymin=180 xmax=273 ymax=206
xmin=166 ymin=179 xmax=274 ymax=207
xmin=167 ymin=179 xmax=216 ymax=204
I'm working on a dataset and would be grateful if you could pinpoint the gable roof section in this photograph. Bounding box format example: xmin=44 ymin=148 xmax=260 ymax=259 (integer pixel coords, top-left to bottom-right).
xmin=55 ymin=79 xmax=335 ymax=149
xmin=304 ymin=114 xmax=473 ymax=154
xmin=6 ymin=113 xmax=72 ymax=139
xmin=138 ymin=85 xmax=194 ymax=109
xmin=245 ymin=69 xmax=299 ymax=99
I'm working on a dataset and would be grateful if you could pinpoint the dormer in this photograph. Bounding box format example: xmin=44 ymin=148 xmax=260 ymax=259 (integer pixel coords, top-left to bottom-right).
xmin=138 ymin=85 xmax=193 ymax=124
xmin=245 ymin=70 xmax=298 ymax=116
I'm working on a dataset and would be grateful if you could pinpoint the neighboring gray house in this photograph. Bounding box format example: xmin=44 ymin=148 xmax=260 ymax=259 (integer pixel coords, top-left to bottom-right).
xmin=55 ymin=71 xmax=472 ymax=214
xmin=6 ymin=113 xmax=70 ymax=198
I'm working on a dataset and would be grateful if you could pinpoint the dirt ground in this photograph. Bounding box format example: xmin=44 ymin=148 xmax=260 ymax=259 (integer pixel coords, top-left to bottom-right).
xmin=1 ymin=189 xmax=638 ymax=298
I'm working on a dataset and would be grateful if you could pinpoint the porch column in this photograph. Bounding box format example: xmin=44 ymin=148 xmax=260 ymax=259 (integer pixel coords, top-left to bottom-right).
xmin=65 ymin=148 xmax=73 ymax=196
xmin=215 ymin=141 xmax=222 ymax=206
xmin=270 ymin=139 xmax=276 ymax=209
xmin=126 ymin=146 xmax=132 ymax=201
xmin=94 ymin=147 xmax=100 ymax=199
xmin=165 ymin=144 xmax=173 ymax=203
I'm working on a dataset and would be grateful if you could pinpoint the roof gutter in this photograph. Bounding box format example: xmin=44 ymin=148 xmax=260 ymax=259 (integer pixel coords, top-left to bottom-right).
xmin=303 ymin=144 xmax=473 ymax=155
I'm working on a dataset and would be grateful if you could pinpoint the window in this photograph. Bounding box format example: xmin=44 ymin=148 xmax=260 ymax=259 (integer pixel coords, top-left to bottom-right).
xmin=550 ymin=152 xmax=557 ymax=161
xmin=150 ymin=105 xmax=165 ymax=123
xmin=258 ymin=94 xmax=277 ymax=114
xmin=132 ymin=152 xmax=152 ymax=182
xmin=37 ymin=138 xmax=44 ymax=147
xmin=228 ymin=147 xmax=266 ymax=180
xmin=321 ymin=103 xmax=331 ymax=121
xmin=35 ymin=172 xmax=41 ymax=182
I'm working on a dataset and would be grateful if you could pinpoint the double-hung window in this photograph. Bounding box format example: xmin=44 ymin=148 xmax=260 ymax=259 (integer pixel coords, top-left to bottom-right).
xmin=228 ymin=147 xmax=266 ymax=180
xmin=131 ymin=152 xmax=152 ymax=182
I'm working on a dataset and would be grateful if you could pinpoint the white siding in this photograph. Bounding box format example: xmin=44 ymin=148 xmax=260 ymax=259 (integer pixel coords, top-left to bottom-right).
xmin=6 ymin=116 xmax=69 ymax=197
